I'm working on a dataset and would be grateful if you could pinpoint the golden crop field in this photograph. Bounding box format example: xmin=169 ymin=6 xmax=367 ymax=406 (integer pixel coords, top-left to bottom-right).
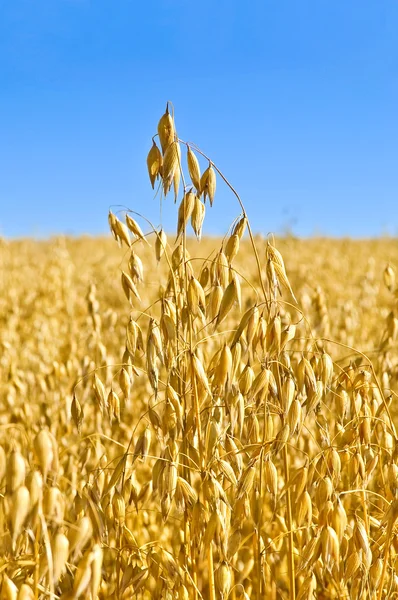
xmin=1 ymin=107 xmax=398 ymax=600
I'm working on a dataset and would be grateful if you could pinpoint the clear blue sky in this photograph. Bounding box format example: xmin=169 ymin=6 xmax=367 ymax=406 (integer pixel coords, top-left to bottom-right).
xmin=1 ymin=0 xmax=398 ymax=238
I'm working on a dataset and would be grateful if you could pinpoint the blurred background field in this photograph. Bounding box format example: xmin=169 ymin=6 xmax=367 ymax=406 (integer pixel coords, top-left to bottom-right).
xmin=2 ymin=235 xmax=397 ymax=369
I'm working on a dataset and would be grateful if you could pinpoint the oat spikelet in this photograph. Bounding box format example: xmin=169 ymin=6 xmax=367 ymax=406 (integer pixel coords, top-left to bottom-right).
xmin=129 ymin=250 xmax=144 ymax=282
xmin=1 ymin=575 xmax=18 ymax=600
xmin=52 ymin=531 xmax=70 ymax=584
xmin=200 ymin=163 xmax=216 ymax=206
xmin=162 ymin=141 xmax=181 ymax=199
xmin=90 ymin=545 xmax=103 ymax=600
xmin=71 ymin=393 xmax=84 ymax=433
xmin=10 ymin=485 xmax=30 ymax=549
xmin=7 ymin=450 xmax=26 ymax=493
xmin=147 ymin=140 xmax=163 ymax=188
xmin=237 ymin=463 xmax=256 ymax=499
xmin=191 ymin=195 xmax=205 ymax=240
xmin=273 ymin=423 xmax=290 ymax=454
xmin=215 ymin=561 xmax=231 ymax=600
xmin=133 ymin=428 xmax=152 ymax=462
xmin=158 ymin=105 xmax=175 ymax=153
xmin=176 ymin=191 xmax=196 ymax=240
xmin=34 ymin=430 xmax=54 ymax=481
xmin=208 ymin=284 xmax=223 ymax=322
xmin=108 ymin=210 xmax=118 ymax=241
xmin=232 ymin=216 xmax=248 ymax=239
xmin=266 ymin=241 xmax=297 ymax=302
xmin=231 ymin=305 xmax=257 ymax=347
xmin=125 ymin=215 xmax=150 ymax=245
xmin=384 ymin=263 xmax=396 ymax=291
xmin=225 ymin=234 xmax=240 ymax=264
xmin=93 ymin=373 xmax=107 ymax=412
xmin=191 ymin=352 xmax=212 ymax=396
xmin=216 ymin=277 xmax=238 ymax=328
xmin=173 ymin=162 xmax=181 ymax=202
xmin=17 ymin=584 xmax=34 ymax=600
xmin=109 ymin=212 xmax=131 ymax=247
xmin=72 ymin=549 xmax=93 ymax=599
xmin=188 ymin=277 xmax=206 ymax=316
xmin=187 ymin=146 xmax=201 ymax=193
xmin=155 ymin=229 xmax=167 ymax=262
xmin=121 ymin=271 xmax=141 ymax=303
xmin=68 ymin=515 xmax=93 ymax=559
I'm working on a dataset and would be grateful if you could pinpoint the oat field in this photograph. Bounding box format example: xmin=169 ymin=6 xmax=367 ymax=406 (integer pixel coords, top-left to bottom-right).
xmin=1 ymin=106 xmax=398 ymax=600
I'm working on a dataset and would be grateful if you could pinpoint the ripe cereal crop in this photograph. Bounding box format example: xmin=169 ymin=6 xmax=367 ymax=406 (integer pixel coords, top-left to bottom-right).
xmin=1 ymin=104 xmax=398 ymax=599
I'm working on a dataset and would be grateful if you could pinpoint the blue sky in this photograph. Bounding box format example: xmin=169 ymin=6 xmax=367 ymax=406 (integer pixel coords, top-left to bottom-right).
xmin=1 ymin=0 xmax=398 ymax=238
